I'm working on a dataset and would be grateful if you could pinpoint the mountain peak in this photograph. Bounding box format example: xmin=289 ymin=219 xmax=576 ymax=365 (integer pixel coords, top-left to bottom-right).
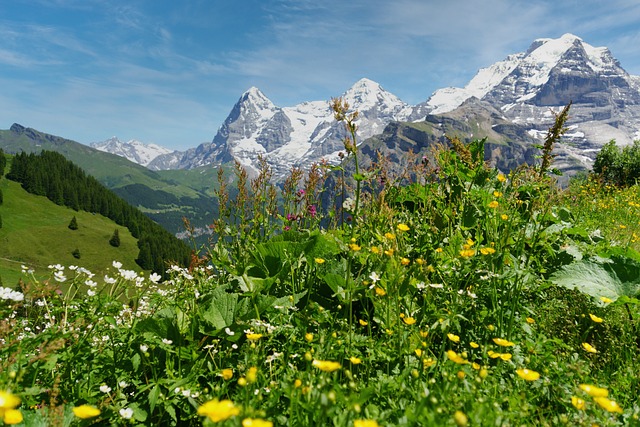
xmin=343 ymin=78 xmax=406 ymax=112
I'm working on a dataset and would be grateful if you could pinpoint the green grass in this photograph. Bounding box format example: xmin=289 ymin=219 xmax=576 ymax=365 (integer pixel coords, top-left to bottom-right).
xmin=0 ymin=178 xmax=141 ymax=286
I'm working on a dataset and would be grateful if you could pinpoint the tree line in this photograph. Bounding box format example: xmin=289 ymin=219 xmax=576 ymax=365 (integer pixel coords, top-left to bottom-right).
xmin=6 ymin=150 xmax=190 ymax=275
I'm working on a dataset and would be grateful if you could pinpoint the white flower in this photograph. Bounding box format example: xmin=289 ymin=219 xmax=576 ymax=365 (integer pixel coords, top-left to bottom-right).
xmin=181 ymin=389 xmax=192 ymax=397
xmin=54 ymin=271 xmax=67 ymax=282
xmin=224 ymin=327 xmax=235 ymax=336
xmin=162 ymin=338 xmax=173 ymax=345
xmin=369 ymin=272 xmax=380 ymax=284
xmin=118 ymin=381 xmax=129 ymax=388
xmin=0 ymin=287 xmax=24 ymax=301
xmin=85 ymin=279 xmax=97 ymax=288
xmin=416 ymin=282 xmax=426 ymax=290
xmin=342 ymin=197 xmax=355 ymax=211
xmin=119 ymin=269 xmax=138 ymax=281
xmin=87 ymin=289 xmax=96 ymax=297
xmin=428 ymin=283 xmax=444 ymax=289
xmin=100 ymin=385 xmax=112 ymax=393
xmin=140 ymin=344 xmax=149 ymax=352
xmin=69 ymin=265 xmax=78 ymax=271
xmin=119 ymin=408 xmax=134 ymax=419
xmin=112 ymin=261 xmax=123 ymax=269
xmin=104 ymin=275 xmax=117 ymax=284
xmin=149 ymin=272 xmax=162 ymax=283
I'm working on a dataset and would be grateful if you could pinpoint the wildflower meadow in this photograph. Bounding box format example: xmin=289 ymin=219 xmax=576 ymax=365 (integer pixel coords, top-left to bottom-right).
xmin=1 ymin=101 xmax=640 ymax=426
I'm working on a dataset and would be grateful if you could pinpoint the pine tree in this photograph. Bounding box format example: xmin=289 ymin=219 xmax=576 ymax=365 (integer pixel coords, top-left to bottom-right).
xmin=0 ymin=148 xmax=6 ymax=177
xmin=109 ymin=229 xmax=121 ymax=247
xmin=72 ymin=248 xmax=81 ymax=259
xmin=0 ymin=188 xmax=3 ymax=206
xmin=68 ymin=216 xmax=78 ymax=230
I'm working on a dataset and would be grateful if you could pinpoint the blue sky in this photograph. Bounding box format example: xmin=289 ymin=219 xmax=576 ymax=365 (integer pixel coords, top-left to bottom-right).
xmin=1 ymin=0 xmax=639 ymax=150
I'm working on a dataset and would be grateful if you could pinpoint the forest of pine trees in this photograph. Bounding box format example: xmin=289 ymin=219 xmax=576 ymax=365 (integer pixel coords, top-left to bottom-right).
xmin=6 ymin=150 xmax=191 ymax=275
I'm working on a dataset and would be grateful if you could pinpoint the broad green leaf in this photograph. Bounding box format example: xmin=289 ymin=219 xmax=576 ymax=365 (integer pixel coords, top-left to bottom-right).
xmin=200 ymin=288 xmax=238 ymax=330
xmin=549 ymin=257 xmax=640 ymax=302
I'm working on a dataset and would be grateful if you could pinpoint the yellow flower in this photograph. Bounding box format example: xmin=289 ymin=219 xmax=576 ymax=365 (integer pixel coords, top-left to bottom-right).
xmin=516 ymin=368 xmax=540 ymax=381
xmin=375 ymin=287 xmax=386 ymax=296
xmin=401 ymin=257 xmax=410 ymax=266
xmin=453 ymin=410 xmax=468 ymax=427
xmin=488 ymin=200 xmax=499 ymax=209
xmin=480 ymin=247 xmax=496 ymax=255
xmin=0 ymin=391 xmax=20 ymax=411
xmin=589 ymin=313 xmax=603 ymax=323
xmin=579 ymin=384 xmax=608 ymax=398
xmin=447 ymin=350 xmax=468 ymax=364
xmin=459 ymin=249 xmax=475 ymax=258
xmin=571 ymin=396 xmax=586 ymax=410
xmin=243 ymin=418 xmax=274 ymax=427
xmin=3 ymin=409 xmax=23 ymax=425
xmin=370 ymin=246 xmax=381 ymax=254
xmin=305 ymin=333 xmax=314 ymax=342
xmin=246 ymin=333 xmax=263 ymax=341
xmin=582 ymin=342 xmax=598 ymax=353
xmin=497 ymin=173 xmax=507 ymax=182
xmin=312 ymin=359 xmax=341 ymax=372
xmin=294 ymin=379 xmax=302 ymax=388
xmin=221 ymin=368 xmax=234 ymax=380
xmin=435 ymin=247 xmax=443 ymax=253
xmin=599 ymin=296 xmax=613 ymax=304
xmin=349 ymin=243 xmax=361 ymax=251
xmin=492 ymin=338 xmax=515 ymax=347
xmin=501 ymin=214 xmax=509 ymax=220
xmin=397 ymin=223 xmax=410 ymax=232
xmin=358 ymin=319 xmax=368 ymax=326
xmin=246 ymin=367 xmax=258 ymax=383
xmin=384 ymin=249 xmax=394 ymax=256
xmin=197 ymin=399 xmax=240 ymax=422
xmin=420 ymin=330 xmax=429 ymax=338
xmin=594 ymin=397 xmax=623 ymax=414
xmin=72 ymin=405 xmax=101 ymax=419
xmin=349 ymin=356 xmax=362 ymax=365
xmin=525 ymin=317 xmax=535 ymax=324
xmin=469 ymin=341 xmax=479 ymax=348
xmin=314 ymin=258 xmax=325 ymax=264
xmin=499 ymin=353 xmax=512 ymax=361
xmin=447 ymin=333 xmax=460 ymax=343
xmin=354 ymin=420 xmax=379 ymax=427
xmin=414 ymin=349 xmax=423 ymax=357
xmin=403 ymin=316 xmax=417 ymax=325
xmin=423 ymin=358 xmax=436 ymax=368
xmin=384 ymin=232 xmax=395 ymax=239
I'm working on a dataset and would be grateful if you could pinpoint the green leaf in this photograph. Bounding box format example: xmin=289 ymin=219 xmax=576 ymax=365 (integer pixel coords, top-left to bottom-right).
xmin=200 ymin=288 xmax=238 ymax=330
xmin=148 ymin=385 xmax=160 ymax=414
xmin=549 ymin=257 xmax=640 ymax=301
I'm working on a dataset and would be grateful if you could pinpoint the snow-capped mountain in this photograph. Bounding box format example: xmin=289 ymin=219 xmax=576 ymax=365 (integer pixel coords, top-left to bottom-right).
xmin=150 ymin=78 xmax=415 ymax=178
xmin=90 ymin=137 xmax=175 ymax=167
xmin=105 ymin=34 xmax=640 ymax=179
xmin=421 ymin=33 xmax=640 ymax=171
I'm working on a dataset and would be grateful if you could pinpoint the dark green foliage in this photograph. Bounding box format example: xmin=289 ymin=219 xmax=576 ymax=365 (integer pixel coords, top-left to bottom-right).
xmin=6 ymin=150 xmax=190 ymax=275
xmin=72 ymin=248 xmax=81 ymax=259
xmin=593 ymin=140 xmax=640 ymax=187
xmin=0 ymin=148 xmax=6 ymax=177
xmin=0 ymin=188 xmax=3 ymax=206
xmin=68 ymin=216 xmax=78 ymax=230
xmin=109 ymin=229 xmax=121 ymax=247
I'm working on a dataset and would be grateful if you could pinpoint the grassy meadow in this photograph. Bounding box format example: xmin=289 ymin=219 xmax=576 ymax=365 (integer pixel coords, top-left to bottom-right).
xmin=0 ymin=178 xmax=141 ymax=286
xmin=1 ymin=105 xmax=640 ymax=426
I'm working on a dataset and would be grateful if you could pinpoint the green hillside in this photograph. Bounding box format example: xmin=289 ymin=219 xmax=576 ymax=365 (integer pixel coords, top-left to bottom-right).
xmin=0 ymin=124 xmax=218 ymax=234
xmin=0 ymin=178 xmax=141 ymax=287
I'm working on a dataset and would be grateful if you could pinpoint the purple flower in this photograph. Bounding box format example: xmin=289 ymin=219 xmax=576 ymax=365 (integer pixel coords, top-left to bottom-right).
xmin=307 ymin=205 xmax=317 ymax=218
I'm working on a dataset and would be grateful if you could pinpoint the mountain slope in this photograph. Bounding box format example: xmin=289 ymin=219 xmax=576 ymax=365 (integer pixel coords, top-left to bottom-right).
xmin=0 ymin=175 xmax=141 ymax=286
xmin=0 ymin=124 xmax=217 ymax=234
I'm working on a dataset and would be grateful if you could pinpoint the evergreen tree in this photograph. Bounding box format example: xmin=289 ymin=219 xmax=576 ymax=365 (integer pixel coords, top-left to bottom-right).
xmin=109 ymin=229 xmax=121 ymax=247
xmin=68 ymin=216 xmax=78 ymax=230
xmin=72 ymin=248 xmax=81 ymax=259
xmin=0 ymin=148 xmax=6 ymax=177
xmin=0 ymin=188 xmax=3 ymax=206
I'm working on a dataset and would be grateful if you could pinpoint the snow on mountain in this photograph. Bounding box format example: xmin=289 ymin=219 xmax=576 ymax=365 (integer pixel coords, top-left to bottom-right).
xmin=161 ymin=78 xmax=413 ymax=178
xmin=90 ymin=137 xmax=174 ymax=167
